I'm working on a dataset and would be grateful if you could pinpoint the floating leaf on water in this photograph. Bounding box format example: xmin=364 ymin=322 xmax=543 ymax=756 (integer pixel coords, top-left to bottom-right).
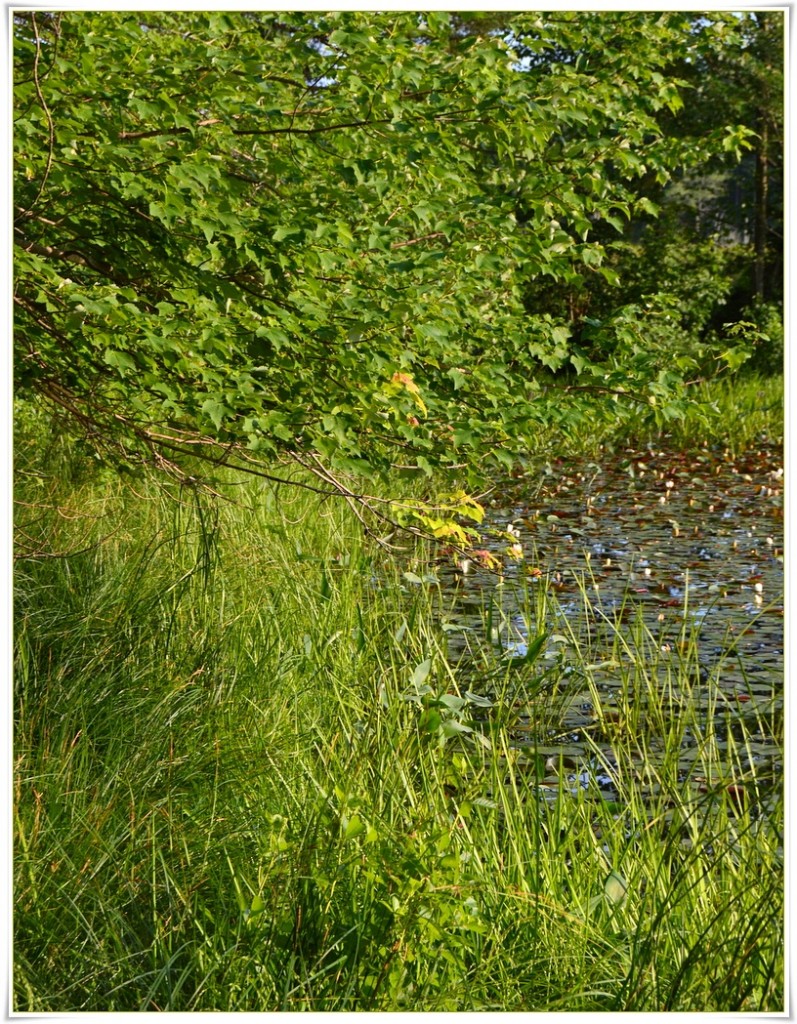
xmin=403 ymin=571 xmax=423 ymax=585
xmin=434 ymin=442 xmax=782 ymax=816
xmin=441 ymin=620 xmax=470 ymax=632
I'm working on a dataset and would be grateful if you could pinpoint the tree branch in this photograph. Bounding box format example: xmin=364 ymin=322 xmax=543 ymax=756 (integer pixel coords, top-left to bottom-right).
xmin=390 ymin=232 xmax=447 ymax=250
xmin=15 ymin=13 xmax=56 ymax=225
xmin=117 ymin=105 xmax=492 ymax=143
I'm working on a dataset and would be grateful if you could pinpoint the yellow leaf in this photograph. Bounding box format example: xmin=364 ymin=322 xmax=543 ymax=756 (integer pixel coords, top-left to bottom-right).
xmin=391 ymin=372 xmax=427 ymax=415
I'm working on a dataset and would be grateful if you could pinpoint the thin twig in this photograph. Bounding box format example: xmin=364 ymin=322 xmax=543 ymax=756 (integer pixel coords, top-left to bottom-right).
xmin=14 ymin=526 xmax=122 ymax=562
xmin=390 ymin=232 xmax=447 ymax=250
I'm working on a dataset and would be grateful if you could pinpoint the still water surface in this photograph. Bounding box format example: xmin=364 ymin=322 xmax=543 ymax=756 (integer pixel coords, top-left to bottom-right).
xmin=429 ymin=440 xmax=784 ymax=812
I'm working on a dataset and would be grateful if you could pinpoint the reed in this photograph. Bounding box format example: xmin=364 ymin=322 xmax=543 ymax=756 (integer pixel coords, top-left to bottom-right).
xmin=13 ymin=401 xmax=783 ymax=1011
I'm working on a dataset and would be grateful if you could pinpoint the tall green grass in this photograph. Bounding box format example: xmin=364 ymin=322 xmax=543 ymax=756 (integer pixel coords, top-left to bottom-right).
xmin=664 ymin=372 xmax=783 ymax=452
xmin=14 ymin=406 xmax=783 ymax=1011
xmin=534 ymin=372 xmax=783 ymax=459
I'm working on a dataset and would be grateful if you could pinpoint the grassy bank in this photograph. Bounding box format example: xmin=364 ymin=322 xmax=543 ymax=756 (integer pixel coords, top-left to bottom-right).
xmin=654 ymin=372 xmax=783 ymax=453
xmin=13 ymin=387 xmax=784 ymax=1012
xmin=524 ymin=372 xmax=784 ymax=461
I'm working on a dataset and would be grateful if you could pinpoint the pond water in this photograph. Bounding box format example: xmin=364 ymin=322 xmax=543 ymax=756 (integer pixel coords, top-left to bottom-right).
xmin=430 ymin=439 xmax=784 ymax=815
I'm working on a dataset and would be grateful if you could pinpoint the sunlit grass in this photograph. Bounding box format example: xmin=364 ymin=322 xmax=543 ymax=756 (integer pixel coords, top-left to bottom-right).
xmin=541 ymin=372 xmax=783 ymax=459
xmin=13 ymin=400 xmax=783 ymax=1012
xmin=667 ymin=372 xmax=783 ymax=451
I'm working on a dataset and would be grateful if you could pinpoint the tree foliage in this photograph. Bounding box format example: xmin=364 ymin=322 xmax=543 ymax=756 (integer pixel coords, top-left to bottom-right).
xmin=14 ymin=11 xmax=765 ymax=535
xmin=521 ymin=12 xmax=783 ymax=369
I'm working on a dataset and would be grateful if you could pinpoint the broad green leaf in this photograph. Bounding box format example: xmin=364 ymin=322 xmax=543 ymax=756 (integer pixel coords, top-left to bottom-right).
xmin=412 ymin=658 xmax=432 ymax=687
xmin=604 ymin=870 xmax=628 ymax=905
xmin=343 ymin=815 xmax=366 ymax=840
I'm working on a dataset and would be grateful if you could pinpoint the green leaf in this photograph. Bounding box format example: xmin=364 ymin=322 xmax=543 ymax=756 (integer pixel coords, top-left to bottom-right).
xmin=343 ymin=815 xmax=366 ymax=840
xmin=419 ymin=708 xmax=442 ymax=733
xmin=447 ymin=368 xmax=468 ymax=390
xmin=464 ymin=691 xmax=493 ymax=708
xmin=441 ymin=719 xmax=472 ymax=737
xmin=273 ymin=224 xmax=303 ymax=242
xmin=412 ymin=658 xmax=432 ymax=687
xmin=604 ymin=870 xmax=628 ymax=905
xmin=635 ymin=196 xmax=660 ymax=217
xmin=103 ymin=348 xmax=136 ymax=372
xmin=438 ymin=693 xmax=466 ymax=712
xmin=201 ymin=399 xmax=231 ymax=430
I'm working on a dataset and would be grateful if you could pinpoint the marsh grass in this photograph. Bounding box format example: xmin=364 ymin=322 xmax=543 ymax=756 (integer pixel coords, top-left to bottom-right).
xmin=662 ymin=373 xmax=783 ymax=452
xmin=533 ymin=372 xmax=783 ymax=460
xmin=13 ymin=406 xmax=783 ymax=1012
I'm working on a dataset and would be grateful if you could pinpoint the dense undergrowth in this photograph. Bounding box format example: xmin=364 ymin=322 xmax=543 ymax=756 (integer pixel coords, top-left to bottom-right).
xmin=13 ymin=379 xmax=784 ymax=1011
xmin=537 ymin=371 xmax=783 ymax=460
